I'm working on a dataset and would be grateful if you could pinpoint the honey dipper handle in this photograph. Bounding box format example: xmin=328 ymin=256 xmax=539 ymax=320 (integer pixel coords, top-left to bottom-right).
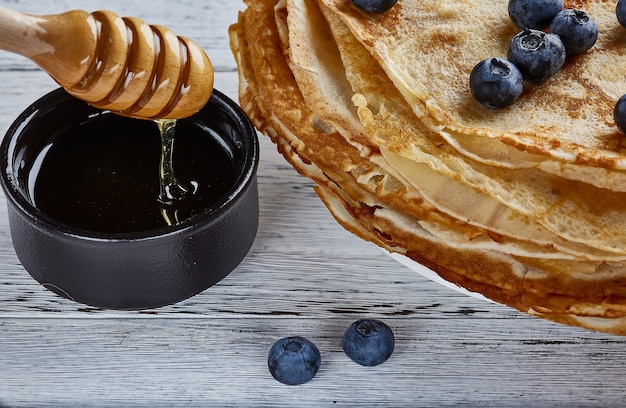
xmin=0 ymin=6 xmax=97 ymax=87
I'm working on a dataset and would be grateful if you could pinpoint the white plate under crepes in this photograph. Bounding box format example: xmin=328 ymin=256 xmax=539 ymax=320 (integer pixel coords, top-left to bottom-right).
xmin=387 ymin=250 xmax=495 ymax=303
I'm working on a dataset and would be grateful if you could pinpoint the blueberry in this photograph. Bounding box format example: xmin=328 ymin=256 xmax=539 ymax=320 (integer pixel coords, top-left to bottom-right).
xmin=351 ymin=0 xmax=397 ymax=13
xmin=342 ymin=319 xmax=394 ymax=366
xmin=614 ymin=95 xmax=626 ymax=134
xmin=267 ymin=336 xmax=321 ymax=385
xmin=549 ymin=9 xmax=598 ymax=55
xmin=470 ymin=58 xmax=524 ymax=109
xmin=507 ymin=29 xmax=566 ymax=82
xmin=618 ymin=0 xmax=626 ymax=29
xmin=508 ymin=0 xmax=563 ymax=29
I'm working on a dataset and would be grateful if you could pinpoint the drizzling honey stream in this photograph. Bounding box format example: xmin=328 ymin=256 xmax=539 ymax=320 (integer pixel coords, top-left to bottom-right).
xmin=154 ymin=119 xmax=199 ymax=226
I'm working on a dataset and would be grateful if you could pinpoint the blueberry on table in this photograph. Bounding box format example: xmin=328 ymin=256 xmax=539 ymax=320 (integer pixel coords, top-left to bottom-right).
xmin=267 ymin=336 xmax=321 ymax=385
xmin=507 ymin=29 xmax=566 ymax=82
xmin=549 ymin=9 xmax=598 ymax=55
xmin=618 ymin=0 xmax=626 ymax=29
xmin=351 ymin=0 xmax=398 ymax=13
xmin=470 ymin=58 xmax=524 ymax=109
xmin=508 ymin=0 xmax=564 ymax=29
xmin=614 ymin=95 xmax=626 ymax=134
xmin=342 ymin=319 xmax=395 ymax=366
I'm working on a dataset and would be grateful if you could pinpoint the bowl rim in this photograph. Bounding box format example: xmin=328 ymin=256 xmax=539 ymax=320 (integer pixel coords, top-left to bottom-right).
xmin=0 ymin=88 xmax=260 ymax=243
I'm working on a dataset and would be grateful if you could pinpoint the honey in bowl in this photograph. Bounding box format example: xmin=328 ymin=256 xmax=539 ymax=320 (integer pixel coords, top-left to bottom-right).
xmin=31 ymin=113 xmax=236 ymax=233
xmin=0 ymin=88 xmax=259 ymax=309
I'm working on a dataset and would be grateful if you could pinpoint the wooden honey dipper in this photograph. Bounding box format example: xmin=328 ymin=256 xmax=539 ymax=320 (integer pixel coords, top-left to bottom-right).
xmin=0 ymin=6 xmax=214 ymax=119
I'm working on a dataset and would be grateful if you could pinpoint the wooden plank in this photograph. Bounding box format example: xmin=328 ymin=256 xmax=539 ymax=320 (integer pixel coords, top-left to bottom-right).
xmin=2 ymin=317 xmax=626 ymax=407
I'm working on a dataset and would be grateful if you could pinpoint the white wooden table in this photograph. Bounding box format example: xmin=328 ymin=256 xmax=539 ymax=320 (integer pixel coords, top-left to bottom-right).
xmin=1 ymin=1 xmax=626 ymax=406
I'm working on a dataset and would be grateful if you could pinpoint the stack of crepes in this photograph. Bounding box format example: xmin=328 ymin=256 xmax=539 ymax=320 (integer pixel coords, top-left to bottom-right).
xmin=230 ymin=0 xmax=626 ymax=335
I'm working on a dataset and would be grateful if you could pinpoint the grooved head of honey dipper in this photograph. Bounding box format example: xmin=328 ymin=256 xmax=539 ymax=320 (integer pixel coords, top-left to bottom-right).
xmin=125 ymin=34 xmax=215 ymax=120
xmin=63 ymin=11 xmax=214 ymax=120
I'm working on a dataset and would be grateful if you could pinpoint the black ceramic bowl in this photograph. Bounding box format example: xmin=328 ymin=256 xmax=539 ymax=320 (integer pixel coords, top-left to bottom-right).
xmin=0 ymin=88 xmax=259 ymax=309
